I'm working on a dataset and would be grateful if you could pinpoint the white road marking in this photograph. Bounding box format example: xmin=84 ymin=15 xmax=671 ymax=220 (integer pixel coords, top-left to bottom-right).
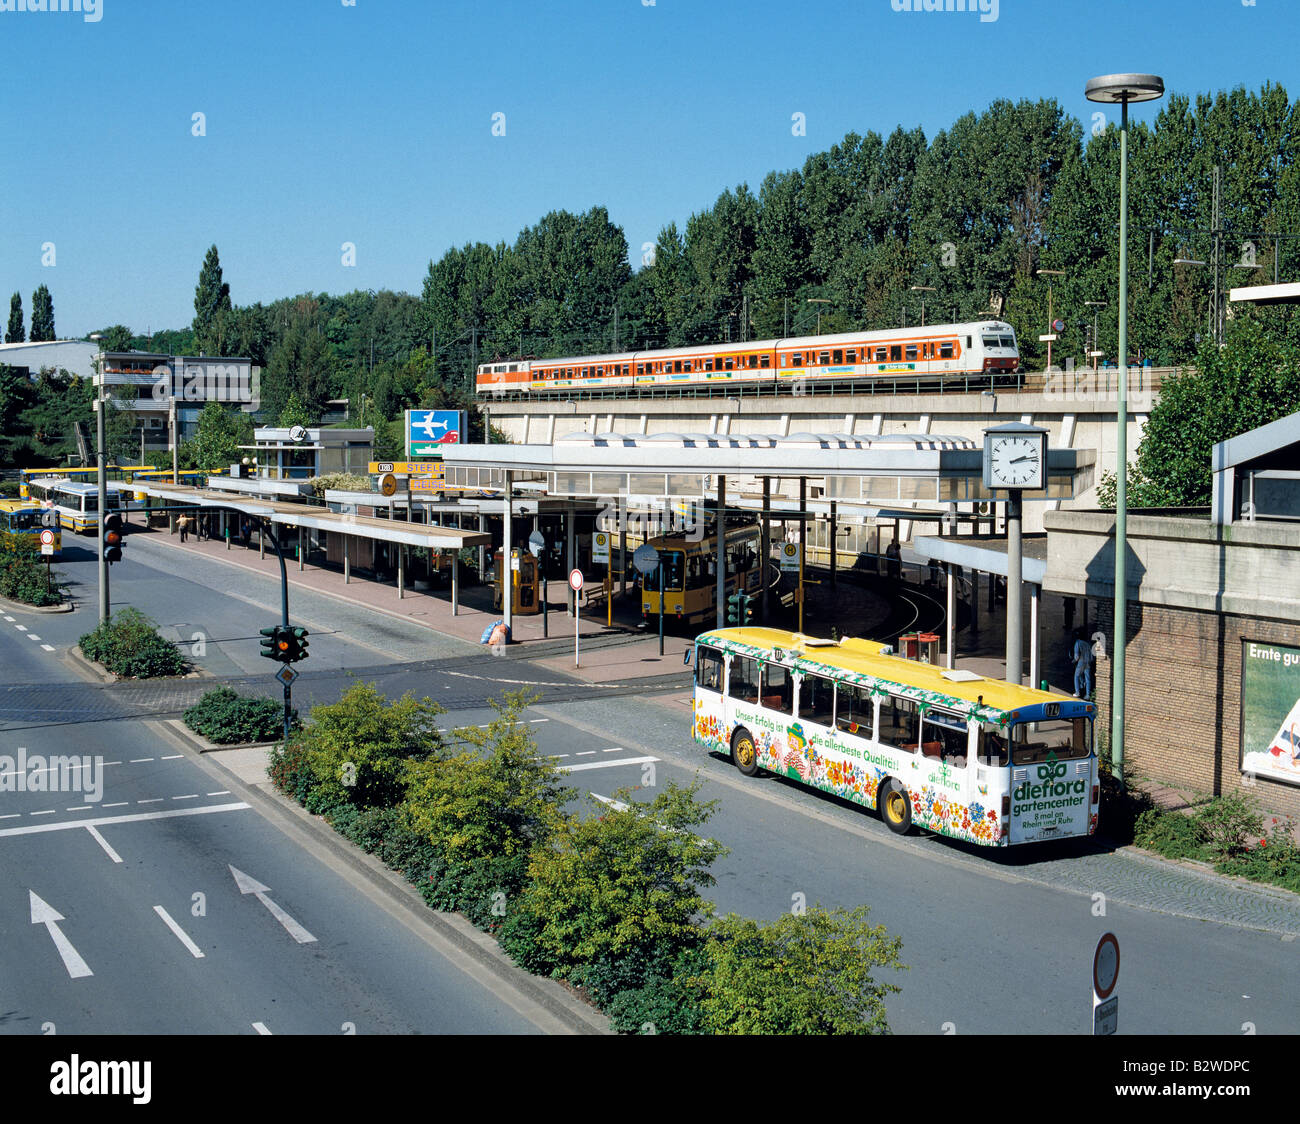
xmin=86 ymin=826 xmax=122 ymax=863
xmin=161 ymin=755 xmax=182 ymax=760
xmin=137 ymin=798 xmax=164 ymax=805
xmin=558 ymin=755 xmax=659 ymax=773
xmin=101 ymin=802 xmax=129 ymax=809
xmin=207 ymin=791 xmax=230 ymax=796
xmin=575 ymin=751 xmax=597 ymax=756
xmin=172 ymin=794 xmax=198 ymax=800
xmin=129 ymin=758 xmax=155 ymax=764
xmin=154 ymin=906 xmax=204 ymax=958
xmin=29 ymin=891 xmax=93 ymax=979
xmin=29 ymin=809 xmax=56 ymax=816
xmin=26 ymin=633 xmax=40 ymax=641
xmin=0 ymin=813 xmax=20 ymax=821
xmin=0 ymin=802 xmax=249 ymax=838
xmin=63 ymin=806 xmax=93 ymax=813
xmin=252 ymin=1022 xmax=272 ymax=1035
xmin=14 ymin=625 xmax=27 ymax=632
xmin=229 ymin=866 xmax=317 ymax=944
xmin=40 ymin=644 xmax=55 ymax=652
xmin=592 ymin=793 xmax=630 ymax=812
xmin=1 ymin=615 xmax=13 ymax=622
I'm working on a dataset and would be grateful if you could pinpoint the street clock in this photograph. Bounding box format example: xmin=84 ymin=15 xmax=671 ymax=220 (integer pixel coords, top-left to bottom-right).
xmin=983 ymin=422 xmax=1049 ymax=491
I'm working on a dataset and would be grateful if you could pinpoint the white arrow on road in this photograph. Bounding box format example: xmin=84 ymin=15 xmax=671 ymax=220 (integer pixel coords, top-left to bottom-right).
xmin=29 ymin=891 xmax=93 ymax=979
xmin=229 ymin=865 xmax=317 ymax=944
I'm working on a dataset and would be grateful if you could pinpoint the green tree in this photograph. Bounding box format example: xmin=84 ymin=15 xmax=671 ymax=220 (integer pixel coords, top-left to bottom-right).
xmin=509 ymin=780 xmax=727 ymax=978
xmin=188 ymin=400 xmax=255 ymax=473
xmin=29 ymin=285 xmax=55 ymax=342
xmin=95 ymin=324 xmax=135 ymax=352
xmin=261 ymin=324 xmax=335 ymax=422
xmin=693 ymin=905 xmax=905 ymax=1035
xmin=193 ymin=245 xmax=233 ymax=355
xmin=298 ymin=682 xmax=447 ymax=811
xmin=6 ymin=293 xmax=24 ymax=343
xmin=277 ymin=391 xmax=313 ymax=429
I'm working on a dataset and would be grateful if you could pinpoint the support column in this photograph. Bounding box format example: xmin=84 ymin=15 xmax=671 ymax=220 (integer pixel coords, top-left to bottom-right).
xmin=829 ymin=501 xmax=837 ymax=590
xmin=760 ymin=477 xmax=770 ymax=621
xmin=397 ymin=544 xmax=405 ymax=599
xmin=343 ymin=538 xmax=350 ymax=584
xmin=225 ymin=512 xmax=230 ymax=551
xmin=478 ymin=514 xmax=487 ymax=580
xmin=452 ymin=545 xmax=460 ymax=616
xmin=1006 ymin=492 xmax=1023 ymax=686
xmin=503 ymin=472 xmax=514 ymax=635
xmin=798 ymin=477 xmax=806 ymax=635
xmin=715 ymin=475 xmax=726 ymax=630
xmin=566 ymin=504 xmax=576 ymax=617
xmin=619 ymin=496 xmax=628 ymax=597
xmin=298 ymin=525 xmax=305 ymax=571
xmin=945 ymin=564 xmax=956 ymax=669
xmin=1029 ymin=582 xmax=1040 ymax=690
xmin=259 ymin=522 xmax=266 ymax=560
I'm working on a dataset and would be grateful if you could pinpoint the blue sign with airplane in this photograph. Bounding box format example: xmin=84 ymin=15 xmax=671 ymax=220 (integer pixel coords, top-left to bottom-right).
xmin=406 ymin=410 xmax=465 ymax=457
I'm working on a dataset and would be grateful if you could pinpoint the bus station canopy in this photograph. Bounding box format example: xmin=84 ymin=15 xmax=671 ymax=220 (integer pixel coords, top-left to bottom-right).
xmin=441 ymin=432 xmax=1095 ymax=505
xmin=912 ymin=533 xmax=1049 ymax=584
xmin=133 ymin=483 xmax=491 ymax=551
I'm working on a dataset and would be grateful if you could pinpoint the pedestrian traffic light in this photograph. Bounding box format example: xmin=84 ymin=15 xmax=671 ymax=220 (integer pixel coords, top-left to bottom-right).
xmin=260 ymin=625 xmax=290 ymax=662
xmin=726 ymin=592 xmax=746 ymax=626
xmin=286 ymin=626 xmax=310 ymax=663
xmin=104 ymin=513 xmax=124 ymax=564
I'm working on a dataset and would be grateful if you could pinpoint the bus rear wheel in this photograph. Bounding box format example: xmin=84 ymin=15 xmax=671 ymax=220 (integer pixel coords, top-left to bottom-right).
xmin=731 ymin=728 xmax=759 ymax=777
xmin=880 ymin=781 xmax=913 ymax=834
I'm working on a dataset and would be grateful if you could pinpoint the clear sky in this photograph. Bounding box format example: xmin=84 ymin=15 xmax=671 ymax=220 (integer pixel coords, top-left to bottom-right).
xmin=1 ymin=0 xmax=1296 ymax=337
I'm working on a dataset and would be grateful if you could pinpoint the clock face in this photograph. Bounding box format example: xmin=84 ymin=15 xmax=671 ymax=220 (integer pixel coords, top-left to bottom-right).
xmin=988 ymin=435 xmax=1043 ymax=488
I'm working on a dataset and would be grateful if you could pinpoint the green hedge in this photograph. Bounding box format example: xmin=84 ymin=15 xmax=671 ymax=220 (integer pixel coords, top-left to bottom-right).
xmin=79 ymin=607 xmax=187 ymax=678
xmin=0 ymin=530 xmax=62 ymax=606
xmin=184 ymin=687 xmax=297 ymax=744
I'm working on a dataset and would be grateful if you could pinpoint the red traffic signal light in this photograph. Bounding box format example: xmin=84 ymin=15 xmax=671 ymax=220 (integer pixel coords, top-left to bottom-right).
xmin=104 ymin=513 xmax=124 ymax=564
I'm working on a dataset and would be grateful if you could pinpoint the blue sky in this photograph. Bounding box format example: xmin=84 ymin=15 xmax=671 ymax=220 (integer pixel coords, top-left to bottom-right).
xmin=1 ymin=0 xmax=1295 ymax=337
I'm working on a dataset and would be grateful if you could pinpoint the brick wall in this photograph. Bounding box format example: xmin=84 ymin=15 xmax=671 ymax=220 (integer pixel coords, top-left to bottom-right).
xmin=1092 ymin=599 xmax=1300 ymax=823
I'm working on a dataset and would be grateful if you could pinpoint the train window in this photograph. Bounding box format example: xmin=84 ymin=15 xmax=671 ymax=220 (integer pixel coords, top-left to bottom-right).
xmin=791 ymin=353 xmax=802 ymax=367
xmin=705 ymin=358 xmax=713 ymax=371
xmin=1000 ymin=335 xmax=1015 ymax=348
xmin=833 ymin=349 xmax=843 ymax=363
xmin=846 ymin=349 xmax=856 ymax=363
xmin=818 ymin=351 xmax=830 ymax=365
xmin=876 ymin=347 xmax=888 ymax=362
xmin=939 ymin=342 xmax=954 ymax=359
xmin=724 ymin=357 xmax=734 ymax=370
xmin=906 ymin=345 xmax=918 ymax=361
xmin=889 ymin=345 xmax=902 ymax=362
xmin=683 ymin=361 xmax=691 ymax=372
xmin=596 ymin=367 xmax=603 ymax=375
xmin=637 ymin=364 xmax=645 ymax=374
xmin=759 ymin=354 xmax=769 ymax=368
xmin=624 ymin=364 xmax=631 ymax=375
xmin=674 ymin=361 xmax=682 ymax=373
xmin=748 ymin=355 xmax=758 ymax=368
xmin=966 ymin=335 xmax=972 ymax=348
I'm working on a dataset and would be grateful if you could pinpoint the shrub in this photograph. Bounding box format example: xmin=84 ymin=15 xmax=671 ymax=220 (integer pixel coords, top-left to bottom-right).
xmin=0 ymin=480 xmax=23 ymax=498
xmin=79 ymin=607 xmax=187 ymax=678
xmin=1096 ymin=757 xmax=1155 ymax=845
xmin=1214 ymin=815 xmax=1300 ymax=893
xmin=695 ymin=905 xmax=906 ymax=1035
xmin=184 ymin=687 xmax=296 ymax=744
xmin=0 ymin=530 xmax=62 ymax=606
xmin=1133 ymin=808 xmax=1205 ymax=860
xmin=296 ymin=681 xmax=447 ymax=810
xmin=1194 ymin=792 xmax=1264 ymax=863
xmin=602 ymin=946 xmax=710 ymax=1035
xmin=268 ymin=737 xmax=317 ymax=803
xmin=309 ymin=472 xmax=372 ymax=498
xmin=507 ymin=780 xmax=727 ymax=980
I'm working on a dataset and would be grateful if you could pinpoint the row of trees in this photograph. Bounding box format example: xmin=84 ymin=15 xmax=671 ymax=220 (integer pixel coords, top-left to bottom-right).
xmin=6 ymin=286 xmax=56 ymax=343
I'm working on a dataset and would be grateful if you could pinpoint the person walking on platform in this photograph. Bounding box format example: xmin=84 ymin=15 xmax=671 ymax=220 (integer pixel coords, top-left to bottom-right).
xmin=885 ymin=540 xmax=901 ymax=581
xmin=177 ymin=513 xmax=190 ymax=543
xmin=1071 ymin=630 xmax=1093 ymax=699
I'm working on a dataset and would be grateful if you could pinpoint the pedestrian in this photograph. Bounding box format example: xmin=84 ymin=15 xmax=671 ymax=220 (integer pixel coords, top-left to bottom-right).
xmin=886 ymin=540 xmax=901 ymax=581
xmin=177 ymin=513 xmax=190 ymax=543
xmin=928 ymin=557 xmax=940 ymax=587
xmin=1071 ymin=629 xmax=1093 ymax=699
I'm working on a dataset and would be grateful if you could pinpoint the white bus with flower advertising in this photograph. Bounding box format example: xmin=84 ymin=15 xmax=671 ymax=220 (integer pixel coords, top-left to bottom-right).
xmin=691 ymin=627 xmax=1099 ymax=846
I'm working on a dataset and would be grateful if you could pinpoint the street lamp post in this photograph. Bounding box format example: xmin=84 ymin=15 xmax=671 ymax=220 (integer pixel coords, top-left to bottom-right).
xmin=1036 ymin=269 xmax=1065 ymax=371
xmin=1085 ymin=301 xmax=1107 ymax=371
xmin=1086 ymin=73 xmax=1165 ymax=792
xmin=909 ymin=285 xmax=936 ymax=327
xmin=806 ymin=298 xmax=831 ymax=335
xmin=89 ymin=334 xmax=109 ymax=623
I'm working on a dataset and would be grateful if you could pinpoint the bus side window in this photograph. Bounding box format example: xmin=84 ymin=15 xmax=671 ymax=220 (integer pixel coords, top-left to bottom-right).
xmin=762 ymin=663 xmax=793 ymax=715
xmin=696 ymin=647 xmax=724 ymax=693
xmin=798 ymin=674 xmax=834 ymax=727
xmin=978 ymin=728 xmax=1009 ymax=767
xmin=835 ymin=682 xmax=873 ymax=738
xmin=728 ymin=656 xmax=760 ymax=705
xmin=878 ymin=695 xmax=919 ymax=752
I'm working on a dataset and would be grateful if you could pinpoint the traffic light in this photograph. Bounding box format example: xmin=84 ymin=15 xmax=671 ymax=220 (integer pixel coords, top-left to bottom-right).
xmin=726 ymin=592 xmax=747 ymax=626
xmin=740 ymin=592 xmax=753 ymax=625
xmin=104 ymin=513 xmax=124 ymax=564
xmin=260 ymin=625 xmax=289 ymax=662
xmin=286 ymin=626 xmax=310 ymax=663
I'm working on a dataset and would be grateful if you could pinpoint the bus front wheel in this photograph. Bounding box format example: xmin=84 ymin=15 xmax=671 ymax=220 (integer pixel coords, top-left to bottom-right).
xmin=731 ymin=728 xmax=759 ymax=777
xmin=880 ymin=782 xmax=913 ymax=834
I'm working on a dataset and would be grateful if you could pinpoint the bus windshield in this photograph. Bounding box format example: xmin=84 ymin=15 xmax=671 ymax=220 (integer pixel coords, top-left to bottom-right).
xmin=1011 ymin=717 xmax=1091 ymax=764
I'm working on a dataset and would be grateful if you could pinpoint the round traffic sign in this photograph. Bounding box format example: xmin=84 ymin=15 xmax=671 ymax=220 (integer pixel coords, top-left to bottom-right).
xmin=1093 ymin=932 xmax=1120 ymax=999
xmin=568 ymin=568 xmax=584 ymax=591
xmin=1053 ymin=318 xmax=1066 ymax=333
xmin=632 ymin=543 xmax=660 ymax=577
xmin=380 ymin=474 xmax=397 ymax=497
xmin=39 ymin=529 xmax=55 ymax=546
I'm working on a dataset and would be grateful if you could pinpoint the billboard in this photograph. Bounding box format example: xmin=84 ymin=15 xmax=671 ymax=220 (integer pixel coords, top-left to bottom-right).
xmin=1241 ymin=640 xmax=1300 ymax=787
xmin=406 ymin=410 xmax=466 ymax=457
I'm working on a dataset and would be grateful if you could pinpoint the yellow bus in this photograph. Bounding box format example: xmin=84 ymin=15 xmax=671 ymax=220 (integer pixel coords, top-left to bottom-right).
xmin=639 ymin=523 xmax=764 ymax=626
xmin=27 ymin=479 xmax=124 ymax=535
xmin=0 ymin=500 xmax=62 ymax=557
xmin=691 ymin=627 xmax=1099 ymax=846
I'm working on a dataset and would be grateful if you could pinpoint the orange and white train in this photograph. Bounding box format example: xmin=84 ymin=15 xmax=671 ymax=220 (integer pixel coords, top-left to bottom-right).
xmin=476 ymin=320 xmax=1019 ymax=397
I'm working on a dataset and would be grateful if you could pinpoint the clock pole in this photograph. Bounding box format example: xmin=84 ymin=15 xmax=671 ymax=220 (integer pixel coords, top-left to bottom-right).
xmin=1006 ymin=490 xmax=1022 ymax=686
